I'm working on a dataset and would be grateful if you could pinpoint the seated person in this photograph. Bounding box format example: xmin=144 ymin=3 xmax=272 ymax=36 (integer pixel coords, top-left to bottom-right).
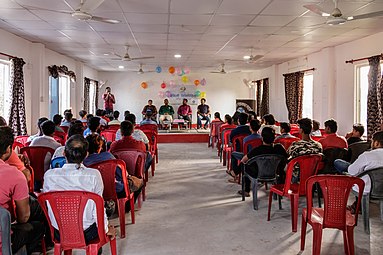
xmin=30 ymin=120 xmax=61 ymax=151
xmin=211 ymin=112 xmax=223 ymax=123
xmin=219 ymin=114 xmax=237 ymax=134
xmin=95 ymin=109 xmax=108 ymax=127
xmin=60 ymin=111 xmax=73 ymax=127
xmin=142 ymin=99 xmax=157 ymax=122
xmin=243 ymin=119 xmax=262 ymax=147
xmin=319 ymin=119 xmax=347 ymax=150
xmin=197 ymin=98 xmax=210 ymax=129
xmin=43 ymin=135 xmax=116 ymax=243
xmin=345 ymin=123 xmax=365 ymax=146
xmin=177 ymin=98 xmax=192 ymax=123
xmin=27 ymin=117 xmax=49 ymax=143
xmin=259 ymin=114 xmax=280 ymax=134
xmin=247 ymin=111 xmax=257 ymax=122
xmin=0 ymin=126 xmax=45 ymax=254
xmin=311 ymin=119 xmax=322 ymax=136
xmin=158 ymin=99 xmax=174 ymax=129
xmin=83 ymin=116 xmax=101 ymax=137
xmin=140 ymin=109 xmax=157 ymax=125
xmin=275 ymin=122 xmax=297 ymax=139
xmin=52 ymin=114 xmax=65 ymax=133
xmin=78 ymin=110 xmax=87 ymax=123
xmin=108 ymin=110 xmax=121 ymax=126
xmin=52 ymin=123 xmax=84 ymax=160
xmin=238 ymin=127 xmax=288 ymax=196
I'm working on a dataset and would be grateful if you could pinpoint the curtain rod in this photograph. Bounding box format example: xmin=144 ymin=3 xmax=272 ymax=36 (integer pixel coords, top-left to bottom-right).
xmin=0 ymin=51 xmax=15 ymax=58
xmin=345 ymin=53 xmax=383 ymax=64
xmin=283 ymin=67 xmax=316 ymax=76
xmin=250 ymin=77 xmax=269 ymax=83
xmin=85 ymin=77 xmax=98 ymax=82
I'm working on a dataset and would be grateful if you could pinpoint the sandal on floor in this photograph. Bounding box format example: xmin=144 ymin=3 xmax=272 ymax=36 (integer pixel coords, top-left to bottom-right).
xmin=238 ymin=190 xmax=250 ymax=197
xmin=228 ymin=178 xmax=239 ymax=183
xmin=226 ymin=169 xmax=236 ymax=178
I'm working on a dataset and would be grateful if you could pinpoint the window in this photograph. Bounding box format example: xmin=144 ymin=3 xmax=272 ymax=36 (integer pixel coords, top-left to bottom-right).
xmin=0 ymin=59 xmax=11 ymax=120
xmin=88 ymin=80 xmax=97 ymax=114
xmin=49 ymin=75 xmax=71 ymax=119
xmin=356 ymin=63 xmax=383 ymax=128
xmin=302 ymin=73 xmax=313 ymax=118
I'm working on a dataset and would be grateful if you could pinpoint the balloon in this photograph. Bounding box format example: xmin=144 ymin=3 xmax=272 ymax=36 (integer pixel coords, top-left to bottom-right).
xmin=183 ymin=67 xmax=190 ymax=74
xmin=165 ymin=90 xmax=171 ymax=97
xmin=168 ymin=66 xmax=175 ymax=74
xmin=141 ymin=82 xmax=148 ymax=89
xmin=180 ymin=86 xmax=186 ymax=92
xmin=169 ymin=80 xmax=175 ymax=86
xmin=176 ymin=67 xmax=183 ymax=76
xmin=156 ymin=66 xmax=162 ymax=73
xmin=195 ymin=90 xmax=201 ymax=97
xmin=200 ymin=92 xmax=206 ymax=98
xmin=158 ymin=91 xmax=164 ymax=98
xmin=181 ymin=76 xmax=188 ymax=83
xmin=200 ymin=78 xmax=206 ymax=86
xmin=194 ymin=80 xmax=200 ymax=86
xmin=161 ymin=82 xmax=166 ymax=89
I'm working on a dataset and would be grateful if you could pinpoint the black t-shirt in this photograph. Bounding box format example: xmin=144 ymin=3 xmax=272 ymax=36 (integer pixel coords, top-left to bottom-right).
xmin=247 ymin=144 xmax=288 ymax=159
xmin=197 ymin=104 xmax=209 ymax=114
xmin=347 ymin=137 xmax=363 ymax=146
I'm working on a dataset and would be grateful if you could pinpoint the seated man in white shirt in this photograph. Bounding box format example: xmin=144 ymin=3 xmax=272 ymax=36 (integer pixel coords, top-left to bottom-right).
xmin=43 ymin=134 xmax=116 ymax=244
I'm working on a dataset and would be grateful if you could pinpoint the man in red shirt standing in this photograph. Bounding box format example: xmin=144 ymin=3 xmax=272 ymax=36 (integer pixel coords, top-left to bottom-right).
xmin=102 ymin=87 xmax=115 ymax=114
xmin=319 ymin=119 xmax=348 ymax=149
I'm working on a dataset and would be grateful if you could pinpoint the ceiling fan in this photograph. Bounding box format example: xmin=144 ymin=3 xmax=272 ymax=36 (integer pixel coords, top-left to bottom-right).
xmin=210 ymin=64 xmax=240 ymax=74
xmin=304 ymin=0 xmax=383 ymax=26
xmin=112 ymin=45 xmax=155 ymax=61
xmin=127 ymin=64 xmax=154 ymax=74
xmin=226 ymin=48 xmax=263 ymax=64
xmin=24 ymin=0 xmax=121 ymax=24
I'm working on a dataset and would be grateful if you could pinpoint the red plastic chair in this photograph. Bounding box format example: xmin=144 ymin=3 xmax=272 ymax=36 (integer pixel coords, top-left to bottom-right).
xmin=217 ymin=126 xmax=235 ymax=157
xmin=107 ymin=125 xmax=120 ymax=131
xmin=15 ymin=135 xmax=30 ymax=146
xmin=113 ymin=149 xmax=147 ymax=202
xmin=100 ymin=130 xmax=117 ymax=143
xmin=221 ymin=129 xmax=233 ymax=166
xmin=20 ymin=146 xmax=55 ymax=189
xmin=59 ymin=126 xmax=69 ymax=134
xmin=37 ymin=191 xmax=117 ymax=255
xmin=301 ymin=175 xmax=365 ymax=255
xmin=89 ymin=159 xmax=134 ymax=238
xmin=311 ymin=136 xmax=324 ymax=142
xmin=12 ymin=141 xmax=25 ymax=153
xmin=53 ymin=131 xmax=67 ymax=146
xmin=291 ymin=132 xmax=302 ymax=139
xmin=209 ymin=121 xmax=223 ymax=148
xmin=139 ymin=124 xmax=159 ymax=166
xmin=243 ymin=138 xmax=263 ymax=155
xmin=274 ymin=137 xmax=300 ymax=150
xmin=230 ymin=134 xmax=248 ymax=184
xmin=138 ymin=124 xmax=158 ymax=134
xmin=26 ymin=165 xmax=35 ymax=193
xmin=267 ymin=154 xmax=322 ymax=232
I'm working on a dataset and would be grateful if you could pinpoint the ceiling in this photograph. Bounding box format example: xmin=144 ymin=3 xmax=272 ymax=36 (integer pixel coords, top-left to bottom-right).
xmin=0 ymin=0 xmax=383 ymax=72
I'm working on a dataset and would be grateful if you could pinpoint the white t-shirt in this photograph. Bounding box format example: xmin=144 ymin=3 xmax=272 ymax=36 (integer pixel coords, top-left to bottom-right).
xmin=115 ymin=129 xmax=149 ymax=144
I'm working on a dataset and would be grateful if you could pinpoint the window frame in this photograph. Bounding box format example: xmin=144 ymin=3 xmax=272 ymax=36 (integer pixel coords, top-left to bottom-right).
xmin=0 ymin=59 xmax=11 ymax=121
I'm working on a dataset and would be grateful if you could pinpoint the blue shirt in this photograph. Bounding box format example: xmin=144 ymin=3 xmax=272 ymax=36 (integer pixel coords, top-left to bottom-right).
xmin=140 ymin=119 xmax=157 ymax=125
xmin=83 ymin=128 xmax=91 ymax=137
xmin=83 ymin=152 xmax=124 ymax=193
xmin=243 ymin=133 xmax=262 ymax=152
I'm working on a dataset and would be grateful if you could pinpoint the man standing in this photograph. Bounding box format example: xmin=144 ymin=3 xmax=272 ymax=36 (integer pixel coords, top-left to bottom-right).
xmin=142 ymin=99 xmax=158 ymax=121
xmin=177 ymin=98 xmax=192 ymax=122
xmin=197 ymin=98 xmax=211 ymax=129
xmin=158 ymin=99 xmax=175 ymax=128
xmin=102 ymin=87 xmax=115 ymax=114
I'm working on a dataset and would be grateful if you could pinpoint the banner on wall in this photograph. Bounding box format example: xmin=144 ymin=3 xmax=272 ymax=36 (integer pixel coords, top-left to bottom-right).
xmin=236 ymin=99 xmax=256 ymax=113
xmin=158 ymin=86 xmax=205 ymax=105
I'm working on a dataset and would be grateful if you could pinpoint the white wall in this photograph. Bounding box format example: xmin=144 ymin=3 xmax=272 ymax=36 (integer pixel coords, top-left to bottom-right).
xmin=252 ymin=31 xmax=383 ymax=135
xmin=98 ymin=71 xmax=252 ymax=122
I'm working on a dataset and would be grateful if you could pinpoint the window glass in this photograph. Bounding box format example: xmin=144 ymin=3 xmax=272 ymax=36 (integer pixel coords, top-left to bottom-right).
xmin=302 ymin=74 xmax=313 ymax=118
xmin=49 ymin=74 xmax=71 ymax=118
xmin=89 ymin=80 xmax=96 ymax=114
xmin=0 ymin=59 xmax=11 ymax=120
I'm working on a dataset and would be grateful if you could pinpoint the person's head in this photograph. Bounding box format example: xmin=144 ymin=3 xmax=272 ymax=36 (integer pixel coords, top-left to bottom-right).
xmin=113 ymin=110 xmax=120 ymax=120
xmin=312 ymin=120 xmax=320 ymax=131
xmin=108 ymin=115 xmax=114 ymax=121
xmin=95 ymin=109 xmax=103 ymax=117
xmin=37 ymin=117 xmax=49 ymax=134
xmin=86 ymin=133 xmax=105 ymax=154
xmin=120 ymin=121 xmax=134 ymax=137
xmin=145 ymin=109 xmax=153 ymax=118
xmin=0 ymin=116 xmax=7 ymax=126
xmin=214 ymin=112 xmax=220 ymax=119
xmin=324 ymin=119 xmax=337 ymax=134
xmin=124 ymin=110 xmax=130 ymax=118
xmin=79 ymin=110 xmax=87 ymax=119
xmin=105 ymin=86 xmax=111 ymax=93
xmin=200 ymin=98 xmax=206 ymax=104
xmin=63 ymin=109 xmax=72 ymax=115
xmin=67 ymin=123 xmax=84 ymax=138
xmin=247 ymin=111 xmax=257 ymax=122
xmin=148 ymin=99 xmax=153 ymax=105
xmin=232 ymin=112 xmax=240 ymax=125
xmin=41 ymin=120 xmax=56 ymax=136
xmin=297 ymin=118 xmax=312 ymax=135
xmin=125 ymin=113 xmax=136 ymax=125
xmin=238 ymin=112 xmax=248 ymax=125
xmin=262 ymin=114 xmax=276 ymax=125
xmin=64 ymin=134 xmax=88 ymax=167
xmin=372 ymin=131 xmax=383 ymax=149
xmin=0 ymin=126 xmax=14 ymax=160
xmin=64 ymin=112 xmax=73 ymax=122
xmin=261 ymin=127 xmax=275 ymax=144
xmin=86 ymin=114 xmax=94 ymax=121
xmin=182 ymin=98 xmax=188 ymax=105
xmin=224 ymin=114 xmax=232 ymax=125
xmin=53 ymin=114 xmax=63 ymax=126
xmin=352 ymin=123 xmax=365 ymax=137
xmin=280 ymin=122 xmax=291 ymax=134
xmin=250 ymin=119 xmax=261 ymax=133
xmin=164 ymin=99 xmax=169 ymax=105
xmin=89 ymin=117 xmax=101 ymax=132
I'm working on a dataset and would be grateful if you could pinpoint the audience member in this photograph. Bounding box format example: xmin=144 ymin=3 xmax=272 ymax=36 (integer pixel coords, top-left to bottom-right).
xmin=78 ymin=110 xmax=87 ymax=123
xmin=108 ymin=111 xmax=121 ymax=126
xmin=197 ymin=98 xmax=211 ymax=129
xmin=116 ymin=114 xmax=149 ymax=143
xmin=211 ymin=112 xmax=222 ymax=122
xmin=275 ymin=122 xmax=296 ymax=139
xmin=96 ymin=109 xmax=107 ymax=126
xmin=311 ymin=119 xmax=322 ymax=136
xmin=177 ymin=98 xmax=192 ymax=123
xmin=219 ymin=114 xmax=236 ymax=134
xmin=243 ymin=119 xmax=262 ymax=144
xmin=247 ymin=111 xmax=257 ymax=122
xmin=0 ymin=126 xmax=45 ymax=254
xmin=52 ymin=114 xmax=65 ymax=133
xmin=259 ymin=114 xmax=280 ymax=134
xmin=52 ymin=123 xmax=84 ymax=160
xmin=238 ymin=127 xmax=288 ymax=196
xmin=319 ymin=119 xmax=347 ymax=149
xmin=43 ymin=135 xmax=116 ymax=244
xmin=345 ymin=123 xmax=365 ymax=145
xmin=140 ymin=109 xmax=157 ymax=125
xmin=30 ymin=120 xmax=61 ymax=150
xmin=27 ymin=117 xmax=48 ymax=143
xmin=61 ymin=111 xmax=73 ymax=127
xmin=84 ymin=116 xmax=101 ymax=137
xmin=142 ymin=99 xmax=158 ymax=121
xmin=232 ymin=111 xmax=240 ymax=125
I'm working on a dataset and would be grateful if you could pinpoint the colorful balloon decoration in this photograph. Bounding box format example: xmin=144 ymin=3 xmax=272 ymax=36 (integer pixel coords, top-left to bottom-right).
xmin=183 ymin=67 xmax=190 ymax=74
xmin=168 ymin=66 xmax=175 ymax=74
xmin=165 ymin=90 xmax=171 ymax=97
xmin=141 ymin=82 xmax=148 ymax=89
xmin=161 ymin=82 xmax=166 ymax=89
xmin=175 ymin=67 xmax=182 ymax=76
xmin=195 ymin=90 xmax=201 ymax=97
xmin=156 ymin=66 xmax=162 ymax=73
xmin=158 ymin=91 xmax=164 ymax=98
xmin=181 ymin=75 xmax=188 ymax=83
xmin=180 ymin=86 xmax=186 ymax=92
xmin=194 ymin=80 xmax=200 ymax=86
xmin=200 ymin=92 xmax=206 ymax=98
xmin=200 ymin=78 xmax=206 ymax=86
xmin=169 ymin=80 xmax=175 ymax=86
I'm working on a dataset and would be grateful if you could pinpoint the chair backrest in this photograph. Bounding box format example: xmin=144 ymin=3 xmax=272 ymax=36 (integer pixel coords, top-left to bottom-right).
xmin=274 ymin=137 xmax=300 ymax=150
xmin=107 ymin=125 xmax=120 ymax=131
xmin=89 ymin=159 xmax=129 ymax=201
xmin=53 ymin=133 xmax=66 ymax=146
xmin=20 ymin=146 xmax=55 ymax=182
xmin=100 ymin=130 xmax=117 ymax=142
xmin=243 ymin=138 xmax=263 ymax=154
xmin=305 ymin=175 xmax=364 ymax=229
xmin=0 ymin=206 xmax=12 ymax=255
xmin=210 ymin=121 xmax=224 ymax=137
xmin=38 ymin=191 xmax=107 ymax=250
xmin=51 ymin=156 xmax=66 ymax=168
xmin=15 ymin=135 xmax=30 ymax=146
xmin=246 ymin=154 xmax=285 ymax=181
xmin=321 ymin=147 xmax=348 ymax=174
xmin=60 ymin=126 xmax=69 ymax=134
xmin=311 ymin=136 xmax=324 ymax=142
xmin=26 ymin=165 xmax=34 ymax=193
xmin=348 ymin=141 xmax=371 ymax=163
xmin=137 ymin=124 xmax=158 ymax=134
xmin=112 ymin=149 xmax=146 ymax=178
xmin=284 ymin=154 xmax=323 ymax=195
xmin=357 ymin=167 xmax=383 ymax=199
xmin=12 ymin=141 xmax=25 ymax=152
xmin=232 ymin=134 xmax=248 ymax=152
xmin=222 ymin=129 xmax=233 ymax=148
xmin=291 ymin=132 xmax=302 ymax=139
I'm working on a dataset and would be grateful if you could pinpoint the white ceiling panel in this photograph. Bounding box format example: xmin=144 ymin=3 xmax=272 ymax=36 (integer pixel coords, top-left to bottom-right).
xmin=205 ymin=25 xmax=243 ymax=35
xmin=15 ymin=0 xmax=72 ymax=11
xmin=262 ymin=0 xmax=309 ymax=16
xmin=171 ymin=0 xmax=219 ymax=14
xmin=170 ymin=14 xmax=212 ymax=26
xmin=125 ymin=13 xmax=168 ymax=25
xmin=47 ymin=21 xmax=93 ymax=31
xmin=3 ymin=20 xmax=54 ymax=30
xmin=119 ymin=0 xmax=169 ymax=14
xmin=169 ymin=25 xmax=207 ymax=34
xmin=0 ymin=0 xmax=22 ymax=9
xmin=251 ymin=15 xmax=297 ymax=27
xmin=241 ymin=26 xmax=280 ymax=35
xmin=130 ymin=24 xmax=168 ymax=33
xmin=217 ymin=0 xmax=271 ymax=14
xmin=30 ymin=10 xmax=77 ymax=22
xmin=0 ymin=9 xmax=40 ymax=20
xmin=211 ymin=14 xmax=255 ymax=26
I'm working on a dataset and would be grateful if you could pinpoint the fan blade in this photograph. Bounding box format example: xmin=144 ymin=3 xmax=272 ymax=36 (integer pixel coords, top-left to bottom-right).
xmin=130 ymin=56 xmax=155 ymax=60
xmin=249 ymin=55 xmax=264 ymax=62
xmin=91 ymin=16 xmax=121 ymax=24
xmin=81 ymin=0 xmax=104 ymax=12
xmin=304 ymin=4 xmax=330 ymax=17
xmin=348 ymin=10 xmax=383 ymax=21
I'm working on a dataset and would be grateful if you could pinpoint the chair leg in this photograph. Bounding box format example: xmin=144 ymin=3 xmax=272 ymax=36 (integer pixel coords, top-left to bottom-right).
xmin=155 ymin=150 xmax=158 ymax=163
xmin=267 ymin=191 xmax=273 ymax=221
xmin=252 ymin=179 xmax=258 ymax=210
xmin=361 ymin=194 xmax=370 ymax=234
xmin=130 ymin=197 xmax=135 ymax=224
xmin=300 ymin=213 xmax=307 ymax=251
xmin=278 ymin=195 xmax=282 ymax=210
xmin=223 ymin=151 xmax=226 ymax=166
xmin=63 ymin=250 xmax=72 ymax=255
xmin=342 ymin=230 xmax=350 ymax=255
xmin=87 ymin=244 xmax=98 ymax=255
xmin=151 ymin=160 xmax=155 ymax=177
xmin=110 ymin=238 xmax=117 ymax=255
xmin=312 ymin=224 xmax=323 ymax=255
xmin=241 ymin=174 xmax=245 ymax=201
xmin=380 ymin=199 xmax=383 ymax=221
xmin=41 ymin=237 xmax=46 ymax=255
xmin=290 ymin=194 xmax=299 ymax=232
xmin=54 ymin=244 xmax=61 ymax=255
xmin=346 ymin=226 xmax=355 ymax=255
xmin=118 ymin=200 xmax=126 ymax=238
